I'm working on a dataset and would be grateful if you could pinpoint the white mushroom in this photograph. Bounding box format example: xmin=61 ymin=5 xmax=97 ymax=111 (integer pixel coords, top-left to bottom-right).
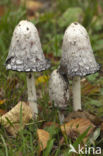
xmin=5 ymin=20 xmax=50 ymax=118
xmin=49 ymin=69 xmax=69 ymax=123
xmin=59 ymin=22 xmax=100 ymax=111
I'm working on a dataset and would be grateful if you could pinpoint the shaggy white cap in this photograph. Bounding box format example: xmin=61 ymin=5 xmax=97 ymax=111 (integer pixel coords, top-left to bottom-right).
xmin=49 ymin=69 xmax=69 ymax=109
xmin=59 ymin=22 xmax=100 ymax=77
xmin=6 ymin=20 xmax=50 ymax=72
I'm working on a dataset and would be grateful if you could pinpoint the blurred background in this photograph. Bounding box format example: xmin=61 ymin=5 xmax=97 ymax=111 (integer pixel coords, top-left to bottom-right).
xmin=0 ymin=0 xmax=103 ymax=119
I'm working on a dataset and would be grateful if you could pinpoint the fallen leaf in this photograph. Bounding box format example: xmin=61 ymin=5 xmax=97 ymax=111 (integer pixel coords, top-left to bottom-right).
xmin=61 ymin=118 xmax=95 ymax=142
xmin=37 ymin=129 xmax=50 ymax=151
xmin=21 ymin=0 xmax=42 ymax=13
xmin=43 ymin=122 xmax=59 ymax=129
xmin=27 ymin=1 xmax=42 ymax=10
xmin=45 ymin=53 xmax=60 ymax=62
xmin=0 ymin=109 xmax=6 ymax=116
xmin=0 ymin=101 xmax=33 ymax=136
xmin=0 ymin=99 xmax=6 ymax=105
xmin=65 ymin=110 xmax=103 ymax=126
xmin=36 ymin=75 xmax=49 ymax=86
xmin=0 ymin=6 xmax=5 ymax=16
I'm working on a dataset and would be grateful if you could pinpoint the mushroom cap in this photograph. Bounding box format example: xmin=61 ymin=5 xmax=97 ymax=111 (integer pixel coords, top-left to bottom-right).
xmin=5 ymin=20 xmax=50 ymax=72
xmin=49 ymin=69 xmax=69 ymax=109
xmin=59 ymin=22 xmax=100 ymax=77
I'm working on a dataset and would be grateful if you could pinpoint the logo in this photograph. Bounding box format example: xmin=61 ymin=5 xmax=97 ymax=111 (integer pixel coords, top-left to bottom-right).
xmin=68 ymin=144 xmax=101 ymax=155
xmin=69 ymin=144 xmax=78 ymax=154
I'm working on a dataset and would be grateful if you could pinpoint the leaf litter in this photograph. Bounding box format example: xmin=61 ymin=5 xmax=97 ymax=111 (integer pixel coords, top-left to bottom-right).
xmin=36 ymin=110 xmax=103 ymax=152
xmin=0 ymin=101 xmax=32 ymax=136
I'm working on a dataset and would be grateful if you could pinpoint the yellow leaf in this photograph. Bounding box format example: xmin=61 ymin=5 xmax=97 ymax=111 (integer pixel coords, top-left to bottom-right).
xmin=0 ymin=101 xmax=33 ymax=136
xmin=37 ymin=129 xmax=50 ymax=151
xmin=0 ymin=99 xmax=6 ymax=105
xmin=36 ymin=75 xmax=49 ymax=86
xmin=21 ymin=0 xmax=43 ymax=11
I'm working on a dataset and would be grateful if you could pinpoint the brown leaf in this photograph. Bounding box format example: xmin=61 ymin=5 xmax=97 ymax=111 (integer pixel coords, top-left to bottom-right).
xmin=43 ymin=122 xmax=59 ymax=129
xmin=37 ymin=129 xmax=50 ymax=151
xmin=0 ymin=109 xmax=7 ymax=116
xmin=65 ymin=110 xmax=103 ymax=126
xmin=61 ymin=118 xmax=95 ymax=142
xmin=0 ymin=101 xmax=33 ymax=136
xmin=0 ymin=6 xmax=5 ymax=16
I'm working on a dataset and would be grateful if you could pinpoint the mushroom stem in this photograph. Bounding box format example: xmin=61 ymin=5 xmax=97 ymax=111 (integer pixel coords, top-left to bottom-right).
xmin=72 ymin=76 xmax=81 ymax=111
xmin=58 ymin=111 xmax=64 ymax=124
xmin=26 ymin=73 xmax=38 ymax=117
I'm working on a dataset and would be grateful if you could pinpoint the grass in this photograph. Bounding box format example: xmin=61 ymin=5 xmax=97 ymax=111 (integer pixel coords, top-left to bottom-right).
xmin=0 ymin=0 xmax=103 ymax=155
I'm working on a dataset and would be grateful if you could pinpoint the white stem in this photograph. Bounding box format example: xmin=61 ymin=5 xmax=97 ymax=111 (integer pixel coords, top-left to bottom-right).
xmin=26 ymin=73 xmax=38 ymax=118
xmin=72 ymin=76 xmax=81 ymax=111
xmin=58 ymin=111 xmax=64 ymax=124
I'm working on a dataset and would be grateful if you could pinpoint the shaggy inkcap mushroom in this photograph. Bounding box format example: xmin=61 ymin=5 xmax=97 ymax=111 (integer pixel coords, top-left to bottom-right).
xmin=59 ymin=22 xmax=100 ymax=111
xmin=49 ymin=69 xmax=69 ymax=122
xmin=5 ymin=20 xmax=50 ymax=117
xmin=6 ymin=20 xmax=50 ymax=72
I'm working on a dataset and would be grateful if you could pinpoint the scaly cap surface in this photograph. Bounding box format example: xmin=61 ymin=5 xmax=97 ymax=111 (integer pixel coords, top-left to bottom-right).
xmin=59 ymin=22 xmax=100 ymax=77
xmin=6 ymin=20 xmax=50 ymax=72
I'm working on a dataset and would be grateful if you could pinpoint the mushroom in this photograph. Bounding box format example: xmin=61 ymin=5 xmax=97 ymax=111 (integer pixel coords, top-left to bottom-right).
xmin=59 ymin=22 xmax=100 ymax=111
xmin=49 ymin=69 xmax=69 ymax=123
xmin=5 ymin=20 xmax=50 ymax=117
